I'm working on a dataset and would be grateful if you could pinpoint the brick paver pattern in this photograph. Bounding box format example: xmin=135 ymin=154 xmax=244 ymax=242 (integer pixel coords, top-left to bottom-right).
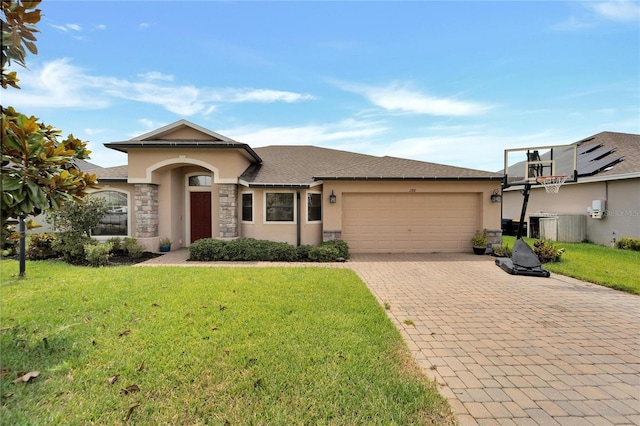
xmin=139 ymin=250 xmax=640 ymax=425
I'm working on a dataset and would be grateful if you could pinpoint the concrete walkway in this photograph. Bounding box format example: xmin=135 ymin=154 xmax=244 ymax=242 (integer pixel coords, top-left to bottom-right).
xmin=138 ymin=250 xmax=640 ymax=425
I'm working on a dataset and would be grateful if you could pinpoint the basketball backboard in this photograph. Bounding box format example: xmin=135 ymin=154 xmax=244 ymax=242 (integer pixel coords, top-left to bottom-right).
xmin=503 ymin=144 xmax=577 ymax=189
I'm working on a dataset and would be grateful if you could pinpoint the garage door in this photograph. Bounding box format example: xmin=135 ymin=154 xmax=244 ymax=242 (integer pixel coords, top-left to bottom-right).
xmin=342 ymin=193 xmax=480 ymax=253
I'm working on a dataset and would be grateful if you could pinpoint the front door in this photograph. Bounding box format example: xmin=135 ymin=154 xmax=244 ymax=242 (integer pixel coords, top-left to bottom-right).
xmin=190 ymin=192 xmax=212 ymax=243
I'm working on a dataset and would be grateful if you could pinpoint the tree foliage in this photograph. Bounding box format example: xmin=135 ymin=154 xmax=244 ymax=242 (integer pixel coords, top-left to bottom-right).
xmin=1 ymin=0 xmax=99 ymax=248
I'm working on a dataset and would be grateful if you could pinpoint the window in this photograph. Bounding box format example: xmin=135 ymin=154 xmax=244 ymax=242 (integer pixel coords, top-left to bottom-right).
xmin=92 ymin=191 xmax=128 ymax=236
xmin=307 ymin=193 xmax=321 ymax=222
xmin=242 ymin=193 xmax=253 ymax=222
xmin=188 ymin=175 xmax=211 ymax=186
xmin=266 ymin=193 xmax=294 ymax=222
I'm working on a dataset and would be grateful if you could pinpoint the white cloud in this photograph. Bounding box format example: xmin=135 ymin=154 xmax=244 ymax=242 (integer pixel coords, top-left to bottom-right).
xmin=3 ymin=59 xmax=315 ymax=116
xmin=338 ymin=81 xmax=492 ymax=116
xmin=590 ymin=0 xmax=640 ymax=22
xmin=50 ymin=23 xmax=82 ymax=32
xmin=224 ymin=118 xmax=388 ymax=148
xmin=96 ymin=24 xmax=107 ymax=30
xmin=139 ymin=23 xmax=151 ymax=29
xmin=138 ymin=71 xmax=174 ymax=82
xmin=229 ymin=89 xmax=315 ymax=103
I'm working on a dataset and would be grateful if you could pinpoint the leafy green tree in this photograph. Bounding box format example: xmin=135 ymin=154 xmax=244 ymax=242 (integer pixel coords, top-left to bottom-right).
xmin=1 ymin=0 xmax=100 ymax=273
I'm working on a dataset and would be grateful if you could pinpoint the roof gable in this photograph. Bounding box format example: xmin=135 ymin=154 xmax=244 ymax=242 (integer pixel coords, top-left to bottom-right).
xmin=103 ymin=120 xmax=262 ymax=163
xmin=133 ymin=119 xmax=234 ymax=142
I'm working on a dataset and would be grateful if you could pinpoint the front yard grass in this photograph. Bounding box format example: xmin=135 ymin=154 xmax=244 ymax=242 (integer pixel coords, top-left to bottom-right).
xmin=0 ymin=260 xmax=455 ymax=425
xmin=502 ymin=236 xmax=640 ymax=294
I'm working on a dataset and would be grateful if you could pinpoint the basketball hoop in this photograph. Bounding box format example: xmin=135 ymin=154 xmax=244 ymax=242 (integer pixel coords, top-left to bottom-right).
xmin=536 ymin=175 xmax=568 ymax=193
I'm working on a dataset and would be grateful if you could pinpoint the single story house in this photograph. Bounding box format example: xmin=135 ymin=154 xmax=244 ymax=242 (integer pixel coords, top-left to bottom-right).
xmin=502 ymin=131 xmax=640 ymax=246
xmin=87 ymin=120 xmax=503 ymax=253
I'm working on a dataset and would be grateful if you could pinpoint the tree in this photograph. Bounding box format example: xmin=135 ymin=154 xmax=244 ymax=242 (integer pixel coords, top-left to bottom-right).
xmin=1 ymin=0 xmax=99 ymax=274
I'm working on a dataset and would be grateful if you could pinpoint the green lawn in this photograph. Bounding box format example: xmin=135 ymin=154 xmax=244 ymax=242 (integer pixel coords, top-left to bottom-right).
xmin=0 ymin=260 xmax=455 ymax=425
xmin=502 ymin=236 xmax=640 ymax=294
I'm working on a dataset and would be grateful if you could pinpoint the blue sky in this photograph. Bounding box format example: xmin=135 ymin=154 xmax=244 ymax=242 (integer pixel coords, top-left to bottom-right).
xmin=4 ymin=0 xmax=639 ymax=172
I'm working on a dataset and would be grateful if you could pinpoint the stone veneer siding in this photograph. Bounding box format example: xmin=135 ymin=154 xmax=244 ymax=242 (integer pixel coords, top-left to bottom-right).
xmin=323 ymin=230 xmax=342 ymax=242
xmin=134 ymin=184 xmax=158 ymax=238
xmin=219 ymin=184 xmax=238 ymax=238
xmin=486 ymin=229 xmax=502 ymax=248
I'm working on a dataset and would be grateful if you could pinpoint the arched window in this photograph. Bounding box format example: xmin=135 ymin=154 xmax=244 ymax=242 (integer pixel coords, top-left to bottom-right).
xmin=188 ymin=175 xmax=212 ymax=186
xmin=92 ymin=191 xmax=128 ymax=236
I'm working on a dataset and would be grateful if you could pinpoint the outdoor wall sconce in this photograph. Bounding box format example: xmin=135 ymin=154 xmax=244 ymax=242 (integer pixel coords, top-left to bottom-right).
xmin=490 ymin=189 xmax=502 ymax=203
xmin=329 ymin=190 xmax=337 ymax=204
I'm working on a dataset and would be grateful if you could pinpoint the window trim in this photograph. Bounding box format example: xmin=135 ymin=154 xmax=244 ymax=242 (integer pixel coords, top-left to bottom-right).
xmin=263 ymin=191 xmax=297 ymax=224
xmin=90 ymin=188 xmax=131 ymax=239
xmin=241 ymin=191 xmax=254 ymax=224
xmin=306 ymin=191 xmax=322 ymax=223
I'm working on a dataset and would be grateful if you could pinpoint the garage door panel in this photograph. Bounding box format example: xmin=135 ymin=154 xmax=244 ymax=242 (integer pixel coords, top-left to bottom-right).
xmin=343 ymin=193 xmax=480 ymax=253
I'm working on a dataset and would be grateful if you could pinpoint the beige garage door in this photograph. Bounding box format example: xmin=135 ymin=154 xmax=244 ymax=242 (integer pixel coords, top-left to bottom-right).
xmin=342 ymin=193 xmax=480 ymax=253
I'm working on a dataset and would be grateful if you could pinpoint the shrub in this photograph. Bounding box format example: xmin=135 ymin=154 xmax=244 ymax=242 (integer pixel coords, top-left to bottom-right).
xmin=52 ymin=232 xmax=96 ymax=263
xmin=106 ymin=237 xmax=122 ymax=253
xmin=320 ymin=240 xmax=350 ymax=260
xmin=616 ymin=237 xmax=640 ymax=251
xmin=46 ymin=197 xmax=108 ymax=235
xmin=189 ymin=238 xmax=228 ymax=261
xmin=296 ymin=244 xmax=313 ymax=261
xmin=533 ymin=239 xmax=564 ymax=263
xmin=123 ymin=237 xmax=145 ymax=260
xmin=265 ymin=241 xmax=297 ymax=261
xmin=492 ymin=242 xmax=512 ymax=258
xmin=188 ymin=238 xmax=349 ymax=262
xmin=84 ymin=242 xmax=113 ymax=267
xmin=308 ymin=244 xmax=340 ymax=262
xmin=26 ymin=233 xmax=57 ymax=260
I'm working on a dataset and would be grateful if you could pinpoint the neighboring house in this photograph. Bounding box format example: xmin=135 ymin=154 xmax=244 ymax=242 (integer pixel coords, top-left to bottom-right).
xmin=502 ymin=132 xmax=640 ymax=246
xmin=84 ymin=120 xmax=503 ymax=253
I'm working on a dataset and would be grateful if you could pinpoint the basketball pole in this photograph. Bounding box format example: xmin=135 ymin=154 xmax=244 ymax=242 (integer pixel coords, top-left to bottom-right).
xmin=516 ymin=183 xmax=532 ymax=240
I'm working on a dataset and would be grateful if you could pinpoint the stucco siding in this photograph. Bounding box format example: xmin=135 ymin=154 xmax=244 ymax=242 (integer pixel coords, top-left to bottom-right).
xmin=126 ymin=149 xmax=251 ymax=182
xmin=503 ymin=178 xmax=640 ymax=245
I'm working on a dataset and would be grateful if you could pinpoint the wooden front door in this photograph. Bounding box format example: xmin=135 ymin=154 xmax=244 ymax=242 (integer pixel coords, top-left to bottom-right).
xmin=190 ymin=192 xmax=212 ymax=243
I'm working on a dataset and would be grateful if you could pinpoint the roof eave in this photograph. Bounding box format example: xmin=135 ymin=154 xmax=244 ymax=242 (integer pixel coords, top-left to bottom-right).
xmin=104 ymin=141 xmax=262 ymax=163
xmin=313 ymin=176 xmax=503 ymax=181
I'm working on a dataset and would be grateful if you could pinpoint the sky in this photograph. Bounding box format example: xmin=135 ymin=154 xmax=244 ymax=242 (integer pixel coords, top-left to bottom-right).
xmin=4 ymin=0 xmax=639 ymax=172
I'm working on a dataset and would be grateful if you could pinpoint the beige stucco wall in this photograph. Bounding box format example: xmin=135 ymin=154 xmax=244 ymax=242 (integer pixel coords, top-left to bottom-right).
xmin=239 ymin=188 xmax=323 ymax=246
xmin=502 ymin=178 xmax=639 ymax=245
xmin=322 ymin=180 xmax=502 ymax=237
xmin=126 ymin=148 xmax=251 ymax=183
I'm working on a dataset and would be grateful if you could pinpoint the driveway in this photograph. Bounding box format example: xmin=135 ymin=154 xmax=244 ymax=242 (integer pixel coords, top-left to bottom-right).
xmin=140 ymin=251 xmax=640 ymax=425
xmin=348 ymin=253 xmax=640 ymax=426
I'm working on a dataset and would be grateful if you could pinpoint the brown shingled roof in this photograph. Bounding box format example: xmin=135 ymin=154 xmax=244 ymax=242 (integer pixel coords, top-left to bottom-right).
xmin=88 ymin=165 xmax=128 ymax=181
xmin=240 ymin=146 xmax=378 ymax=186
xmin=241 ymin=146 xmax=500 ymax=186
xmin=316 ymin=155 xmax=502 ymax=180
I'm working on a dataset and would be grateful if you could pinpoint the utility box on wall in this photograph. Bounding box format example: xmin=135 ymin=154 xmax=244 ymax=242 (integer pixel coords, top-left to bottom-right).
xmin=590 ymin=200 xmax=606 ymax=219
xmin=539 ymin=215 xmax=587 ymax=242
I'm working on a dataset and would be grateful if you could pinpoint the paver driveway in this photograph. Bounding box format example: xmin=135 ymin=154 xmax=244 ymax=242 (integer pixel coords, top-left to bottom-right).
xmin=140 ymin=250 xmax=640 ymax=425
xmin=348 ymin=253 xmax=640 ymax=426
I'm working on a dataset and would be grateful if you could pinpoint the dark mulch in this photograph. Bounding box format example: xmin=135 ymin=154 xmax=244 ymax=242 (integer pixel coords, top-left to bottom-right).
xmin=107 ymin=252 xmax=161 ymax=266
xmin=3 ymin=252 xmax=161 ymax=266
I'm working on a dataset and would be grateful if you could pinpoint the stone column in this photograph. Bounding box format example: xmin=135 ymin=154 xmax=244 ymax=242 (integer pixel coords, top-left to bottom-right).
xmin=218 ymin=184 xmax=238 ymax=238
xmin=134 ymin=184 xmax=159 ymax=238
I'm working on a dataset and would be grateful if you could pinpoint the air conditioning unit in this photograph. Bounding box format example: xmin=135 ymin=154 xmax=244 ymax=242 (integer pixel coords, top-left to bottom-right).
xmin=591 ymin=200 xmax=605 ymax=219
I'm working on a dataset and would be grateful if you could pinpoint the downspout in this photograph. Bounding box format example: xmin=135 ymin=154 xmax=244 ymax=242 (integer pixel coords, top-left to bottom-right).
xmin=296 ymin=189 xmax=301 ymax=246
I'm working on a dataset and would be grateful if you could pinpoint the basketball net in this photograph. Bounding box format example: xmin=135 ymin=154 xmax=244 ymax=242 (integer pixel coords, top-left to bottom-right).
xmin=536 ymin=175 xmax=568 ymax=193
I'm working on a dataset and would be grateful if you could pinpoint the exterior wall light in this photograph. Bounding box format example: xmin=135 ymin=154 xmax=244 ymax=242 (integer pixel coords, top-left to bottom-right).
xmin=490 ymin=189 xmax=502 ymax=203
xmin=329 ymin=190 xmax=337 ymax=204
